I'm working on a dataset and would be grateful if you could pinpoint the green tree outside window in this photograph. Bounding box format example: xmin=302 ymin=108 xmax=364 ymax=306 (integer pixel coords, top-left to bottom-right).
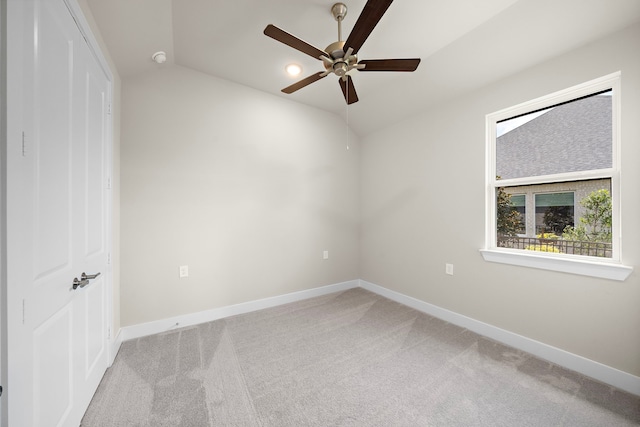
xmin=563 ymin=189 xmax=612 ymax=242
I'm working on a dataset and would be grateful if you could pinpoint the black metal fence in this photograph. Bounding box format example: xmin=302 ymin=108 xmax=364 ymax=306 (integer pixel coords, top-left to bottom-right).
xmin=497 ymin=236 xmax=612 ymax=258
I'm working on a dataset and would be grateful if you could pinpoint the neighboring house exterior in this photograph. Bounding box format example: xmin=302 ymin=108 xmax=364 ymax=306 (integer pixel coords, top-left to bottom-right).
xmin=496 ymin=95 xmax=611 ymax=238
xmin=504 ymin=179 xmax=611 ymax=237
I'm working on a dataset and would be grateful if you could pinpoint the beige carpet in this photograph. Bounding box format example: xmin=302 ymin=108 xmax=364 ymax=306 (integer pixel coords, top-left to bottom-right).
xmin=82 ymin=288 xmax=640 ymax=426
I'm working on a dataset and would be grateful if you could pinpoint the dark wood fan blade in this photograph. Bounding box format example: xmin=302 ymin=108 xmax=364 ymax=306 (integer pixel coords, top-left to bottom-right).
xmin=282 ymin=72 xmax=327 ymax=94
xmin=264 ymin=24 xmax=327 ymax=60
xmin=343 ymin=0 xmax=393 ymax=54
xmin=358 ymin=58 xmax=421 ymax=72
xmin=339 ymin=76 xmax=359 ymax=105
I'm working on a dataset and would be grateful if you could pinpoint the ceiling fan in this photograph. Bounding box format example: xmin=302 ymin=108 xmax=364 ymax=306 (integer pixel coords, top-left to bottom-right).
xmin=264 ymin=0 xmax=420 ymax=105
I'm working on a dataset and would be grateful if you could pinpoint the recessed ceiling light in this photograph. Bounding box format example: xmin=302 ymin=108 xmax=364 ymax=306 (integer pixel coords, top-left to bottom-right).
xmin=285 ymin=63 xmax=302 ymax=77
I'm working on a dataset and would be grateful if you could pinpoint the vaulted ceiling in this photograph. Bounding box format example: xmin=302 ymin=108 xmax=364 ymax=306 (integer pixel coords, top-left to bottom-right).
xmin=86 ymin=0 xmax=640 ymax=137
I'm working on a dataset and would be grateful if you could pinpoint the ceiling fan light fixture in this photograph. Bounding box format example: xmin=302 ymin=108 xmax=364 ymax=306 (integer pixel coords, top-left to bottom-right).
xmin=333 ymin=62 xmax=348 ymax=77
xmin=285 ymin=63 xmax=302 ymax=76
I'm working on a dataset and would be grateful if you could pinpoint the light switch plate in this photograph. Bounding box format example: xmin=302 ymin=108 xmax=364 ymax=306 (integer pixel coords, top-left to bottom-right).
xmin=446 ymin=263 xmax=454 ymax=275
xmin=179 ymin=265 xmax=189 ymax=278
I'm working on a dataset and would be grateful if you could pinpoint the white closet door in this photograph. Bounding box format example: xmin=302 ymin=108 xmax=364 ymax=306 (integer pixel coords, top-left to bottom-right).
xmin=6 ymin=0 xmax=111 ymax=425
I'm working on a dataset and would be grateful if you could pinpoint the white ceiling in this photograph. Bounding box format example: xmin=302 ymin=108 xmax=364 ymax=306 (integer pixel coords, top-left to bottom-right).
xmin=85 ymin=0 xmax=640 ymax=137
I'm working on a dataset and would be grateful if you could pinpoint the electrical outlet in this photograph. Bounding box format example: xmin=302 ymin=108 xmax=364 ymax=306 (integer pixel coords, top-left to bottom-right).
xmin=323 ymin=250 xmax=329 ymax=260
xmin=445 ymin=263 xmax=454 ymax=276
xmin=179 ymin=265 xmax=189 ymax=278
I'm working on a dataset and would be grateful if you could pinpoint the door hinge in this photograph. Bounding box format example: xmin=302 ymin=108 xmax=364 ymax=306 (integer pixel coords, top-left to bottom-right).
xmin=106 ymin=177 xmax=112 ymax=190
xmin=107 ymin=253 xmax=111 ymax=265
xmin=108 ymin=103 xmax=112 ymax=115
xmin=22 ymin=299 xmax=26 ymax=324
xmin=22 ymin=132 xmax=27 ymax=157
xmin=107 ymin=327 xmax=111 ymax=340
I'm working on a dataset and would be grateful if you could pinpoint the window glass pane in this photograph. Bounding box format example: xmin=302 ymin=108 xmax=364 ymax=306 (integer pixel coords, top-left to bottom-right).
xmin=535 ymin=192 xmax=574 ymax=207
xmin=510 ymin=194 xmax=526 ymax=234
xmin=511 ymin=194 xmax=525 ymax=207
xmin=535 ymin=192 xmax=574 ymax=235
xmin=496 ymin=187 xmax=524 ymax=238
xmin=496 ymin=181 xmax=612 ymax=258
xmin=496 ymin=91 xmax=612 ymax=179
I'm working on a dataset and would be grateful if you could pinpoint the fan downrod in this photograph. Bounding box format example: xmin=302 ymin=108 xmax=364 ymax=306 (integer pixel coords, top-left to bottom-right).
xmin=331 ymin=3 xmax=347 ymax=41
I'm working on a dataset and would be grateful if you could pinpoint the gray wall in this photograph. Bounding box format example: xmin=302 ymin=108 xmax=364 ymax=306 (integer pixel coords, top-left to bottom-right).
xmin=121 ymin=65 xmax=360 ymax=326
xmin=360 ymin=24 xmax=640 ymax=376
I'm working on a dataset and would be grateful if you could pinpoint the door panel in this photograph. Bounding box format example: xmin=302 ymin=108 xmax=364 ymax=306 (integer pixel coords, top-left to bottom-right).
xmin=84 ymin=62 xmax=107 ymax=258
xmin=29 ymin=1 xmax=83 ymax=425
xmin=75 ymin=32 xmax=109 ymax=404
xmin=33 ymin=0 xmax=74 ymax=282
xmin=84 ymin=277 xmax=106 ymax=373
xmin=33 ymin=305 xmax=73 ymax=427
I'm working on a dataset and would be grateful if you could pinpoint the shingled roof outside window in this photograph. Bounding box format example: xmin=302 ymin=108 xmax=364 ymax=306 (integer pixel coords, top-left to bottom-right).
xmin=496 ymin=94 xmax=612 ymax=180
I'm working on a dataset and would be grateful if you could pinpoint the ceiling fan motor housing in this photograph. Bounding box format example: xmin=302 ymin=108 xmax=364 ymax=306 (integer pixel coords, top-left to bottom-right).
xmin=324 ymin=41 xmax=358 ymax=77
xmin=326 ymin=41 xmax=347 ymax=59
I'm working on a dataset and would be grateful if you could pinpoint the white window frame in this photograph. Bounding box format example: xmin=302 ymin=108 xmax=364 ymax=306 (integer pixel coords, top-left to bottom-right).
xmin=481 ymin=72 xmax=632 ymax=281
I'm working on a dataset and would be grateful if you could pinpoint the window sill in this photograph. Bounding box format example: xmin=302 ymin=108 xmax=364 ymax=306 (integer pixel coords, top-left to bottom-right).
xmin=480 ymin=249 xmax=633 ymax=281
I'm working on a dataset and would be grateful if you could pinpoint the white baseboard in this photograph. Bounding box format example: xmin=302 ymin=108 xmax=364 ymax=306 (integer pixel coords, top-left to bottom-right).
xmin=119 ymin=280 xmax=359 ymax=342
xmin=359 ymin=279 xmax=640 ymax=397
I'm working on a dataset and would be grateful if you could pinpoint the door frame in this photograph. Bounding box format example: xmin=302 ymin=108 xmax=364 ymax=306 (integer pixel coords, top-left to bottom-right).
xmin=2 ymin=0 xmax=115 ymax=425
xmin=1 ymin=0 xmax=7 ymax=425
